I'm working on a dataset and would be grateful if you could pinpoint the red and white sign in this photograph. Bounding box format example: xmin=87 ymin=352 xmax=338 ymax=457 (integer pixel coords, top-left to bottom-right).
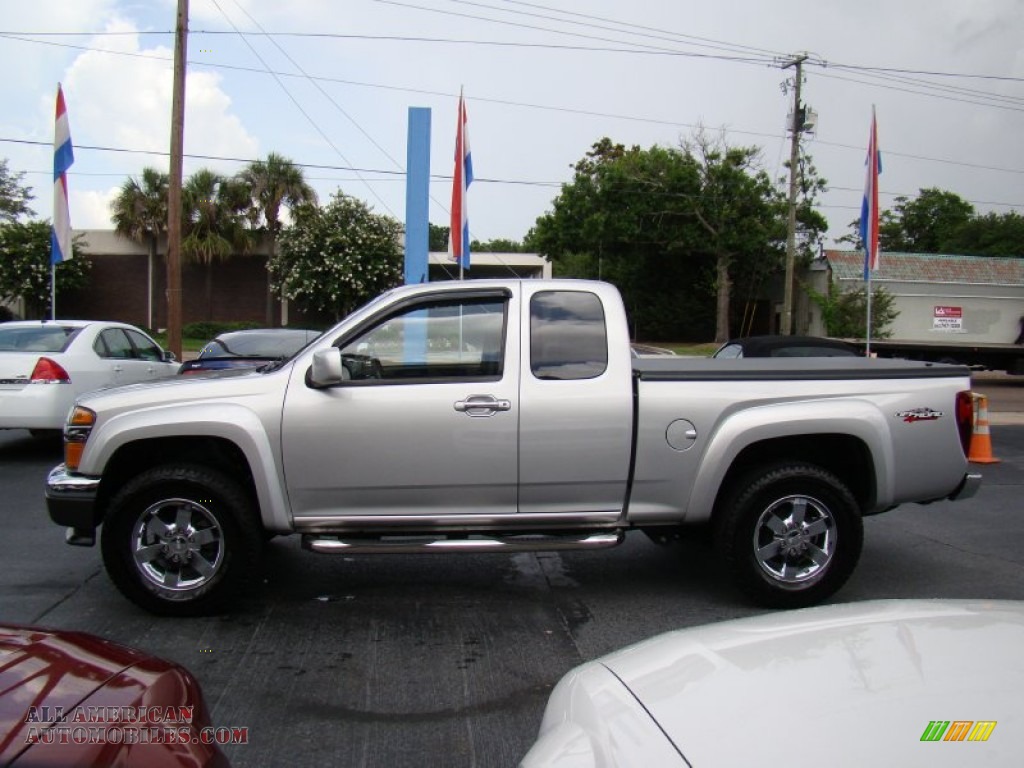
xmin=933 ymin=306 xmax=963 ymax=331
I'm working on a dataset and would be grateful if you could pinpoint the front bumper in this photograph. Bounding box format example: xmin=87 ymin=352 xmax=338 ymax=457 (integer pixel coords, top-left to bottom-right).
xmin=948 ymin=471 xmax=983 ymax=501
xmin=45 ymin=464 xmax=102 ymax=545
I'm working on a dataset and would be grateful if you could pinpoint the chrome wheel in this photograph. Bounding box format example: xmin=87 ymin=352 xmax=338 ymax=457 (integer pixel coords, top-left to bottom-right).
xmin=132 ymin=498 xmax=224 ymax=592
xmin=753 ymin=494 xmax=835 ymax=586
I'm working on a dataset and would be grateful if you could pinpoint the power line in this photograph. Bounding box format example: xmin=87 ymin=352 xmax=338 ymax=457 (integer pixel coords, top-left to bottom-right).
xmin=6 ymin=25 xmax=1023 ymax=81
xmin=5 ymin=31 xmax=1022 ymax=172
xmin=2 ymin=28 xmax=1019 ymax=112
xmin=206 ymin=0 xmax=396 ymax=216
xmin=0 ymin=137 xmax=561 ymax=185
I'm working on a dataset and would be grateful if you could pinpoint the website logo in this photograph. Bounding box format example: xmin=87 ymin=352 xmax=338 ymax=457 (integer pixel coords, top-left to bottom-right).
xmin=921 ymin=721 xmax=997 ymax=742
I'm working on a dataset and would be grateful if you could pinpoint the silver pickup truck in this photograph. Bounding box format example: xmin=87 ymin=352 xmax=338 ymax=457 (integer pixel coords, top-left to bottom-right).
xmin=45 ymin=279 xmax=981 ymax=615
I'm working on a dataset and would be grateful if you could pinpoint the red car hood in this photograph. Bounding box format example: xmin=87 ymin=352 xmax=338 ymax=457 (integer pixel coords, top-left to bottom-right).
xmin=0 ymin=624 xmax=225 ymax=767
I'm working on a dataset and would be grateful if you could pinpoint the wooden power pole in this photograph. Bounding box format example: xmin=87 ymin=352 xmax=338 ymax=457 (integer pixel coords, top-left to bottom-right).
xmin=166 ymin=0 xmax=188 ymax=358
xmin=781 ymin=54 xmax=807 ymax=336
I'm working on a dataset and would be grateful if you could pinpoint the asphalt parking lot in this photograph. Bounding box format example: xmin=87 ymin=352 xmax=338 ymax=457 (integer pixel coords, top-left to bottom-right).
xmin=2 ymin=377 xmax=1023 ymax=766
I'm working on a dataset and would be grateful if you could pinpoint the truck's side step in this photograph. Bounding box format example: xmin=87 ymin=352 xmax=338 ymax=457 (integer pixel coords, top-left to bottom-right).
xmin=301 ymin=530 xmax=624 ymax=555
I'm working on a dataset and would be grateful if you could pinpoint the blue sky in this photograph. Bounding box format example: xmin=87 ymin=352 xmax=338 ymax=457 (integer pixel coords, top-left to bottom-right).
xmin=2 ymin=0 xmax=1023 ymax=246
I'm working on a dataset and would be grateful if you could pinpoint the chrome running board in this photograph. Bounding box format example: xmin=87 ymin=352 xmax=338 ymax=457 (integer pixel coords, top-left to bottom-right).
xmin=302 ymin=530 xmax=623 ymax=555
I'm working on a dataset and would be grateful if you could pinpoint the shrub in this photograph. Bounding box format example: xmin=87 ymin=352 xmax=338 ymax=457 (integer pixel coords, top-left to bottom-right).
xmin=182 ymin=320 xmax=261 ymax=340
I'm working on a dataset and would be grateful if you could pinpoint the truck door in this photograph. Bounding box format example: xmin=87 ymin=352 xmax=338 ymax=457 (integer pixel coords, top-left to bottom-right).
xmin=518 ymin=287 xmax=634 ymax=516
xmin=282 ymin=289 xmax=518 ymax=520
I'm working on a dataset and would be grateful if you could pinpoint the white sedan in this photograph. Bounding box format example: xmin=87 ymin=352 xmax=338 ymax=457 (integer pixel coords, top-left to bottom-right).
xmin=0 ymin=320 xmax=178 ymax=434
xmin=522 ymin=600 xmax=1024 ymax=767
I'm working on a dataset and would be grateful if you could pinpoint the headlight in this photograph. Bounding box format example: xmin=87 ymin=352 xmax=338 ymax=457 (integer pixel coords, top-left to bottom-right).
xmin=64 ymin=406 xmax=96 ymax=471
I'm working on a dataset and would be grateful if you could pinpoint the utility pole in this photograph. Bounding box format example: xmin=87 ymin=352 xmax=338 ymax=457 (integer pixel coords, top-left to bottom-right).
xmin=781 ymin=54 xmax=807 ymax=336
xmin=166 ymin=0 xmax=188 ymax=359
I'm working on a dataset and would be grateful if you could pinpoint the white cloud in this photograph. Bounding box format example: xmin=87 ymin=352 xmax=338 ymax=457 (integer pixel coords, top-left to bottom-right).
xmin=56 ymin=18 xmax=259 ymax=226
xmin=72 ymin=186 xmax=120 ymax=230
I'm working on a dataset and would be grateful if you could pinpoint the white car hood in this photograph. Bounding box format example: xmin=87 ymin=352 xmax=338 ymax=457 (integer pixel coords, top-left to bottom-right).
xmin=597 ymin=600 xmax=1023 ymax=766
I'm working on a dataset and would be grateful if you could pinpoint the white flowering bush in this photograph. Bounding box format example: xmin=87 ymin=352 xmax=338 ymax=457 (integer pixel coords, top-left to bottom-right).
xmin=272 ymin=192 xmax=403 ymax=319
xmin=0 ymin=220 xmax=90 ymax=318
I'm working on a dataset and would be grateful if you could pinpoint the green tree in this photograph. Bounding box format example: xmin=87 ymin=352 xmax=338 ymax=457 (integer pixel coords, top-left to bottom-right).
xmin=272 ymin=192 xmax=403 ymax=320
xmin=881 ymin=188 xmax=973 ymax=252
xmin=237 ymin=153 xmax=317 ymax=324
xmin=0 ymin=159 xmax=34 ymax=223
xmin=110 ymin=167 xmax=169 ymax=329
xmin=843 ymin=188 xmax=975 ymax=254
xmin=683 ymin=130 xmax=800 ymax=342
xmin=470 ymin=237 xmax=525 ymax=253
xmin=530 ymin=138 xmax=707 ymax=340
xmin=808 ymin=283 xmax=897 ymax=339
xmin=0 ymin=220 xmax=90 ymax=318
xmin=531 ymin=133 xmax=803 ymax=341
xmin=944 ymin=210 xmax=1024 ymax=257
xmin=182 ymin=169 xmax=253 ymax=320
xmin=428 ymin=222 xmax=449 ymax=252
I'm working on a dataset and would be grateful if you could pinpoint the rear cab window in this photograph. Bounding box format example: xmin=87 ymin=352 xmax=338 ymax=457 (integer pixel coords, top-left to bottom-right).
xmin=530 ymin=291 xmax=608 ymax=380
xmin=0 ymin=326 xmax=80 ymax=353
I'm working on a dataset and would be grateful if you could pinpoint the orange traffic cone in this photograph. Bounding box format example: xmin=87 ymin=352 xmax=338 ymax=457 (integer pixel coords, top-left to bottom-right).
xmin=968 ymin=392 xmax=1000 ymax=464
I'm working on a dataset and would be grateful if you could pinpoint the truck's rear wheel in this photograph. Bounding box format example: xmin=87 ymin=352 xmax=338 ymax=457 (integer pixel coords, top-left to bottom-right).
xmin=716 ymin=463 xmax=863 ymax=609
xmin=101 ymin=464 xmax=261 ymax=616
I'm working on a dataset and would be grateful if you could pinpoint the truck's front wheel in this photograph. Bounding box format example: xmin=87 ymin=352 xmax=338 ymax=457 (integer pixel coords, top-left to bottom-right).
xmin=716 ymin=463 xmax=863 ymax=609
xmin=101 ymin=464 xmax=262 ymax=616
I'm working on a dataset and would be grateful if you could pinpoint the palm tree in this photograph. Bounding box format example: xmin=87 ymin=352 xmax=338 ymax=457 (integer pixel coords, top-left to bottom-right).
xmin=182 ymin=169 xmax=253 ymax=320
xmin=110 ymin=168 xmax=169 ymax=329
xmin=238 ymin=153 xmax=317 ymax=324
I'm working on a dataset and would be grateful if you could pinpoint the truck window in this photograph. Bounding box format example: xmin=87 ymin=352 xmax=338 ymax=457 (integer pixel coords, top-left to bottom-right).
xmin=339 ymin=297 xmax=506 ymax=382
xmin=530 ymin=291 xmax=608 ymax=380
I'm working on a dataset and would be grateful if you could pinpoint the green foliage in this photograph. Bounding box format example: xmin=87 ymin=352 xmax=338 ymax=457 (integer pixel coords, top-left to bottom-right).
xmin=111 ymin=167 xmax=169 ymax=247
xmin=944 ymin=210 xmax=1024 ymax=257
xmin=272 ymin=192 xmax=403 ymax=319
xmin=880 ymin=188 xmax=974 ymax=253
xmin=842 ymin=187 xmax=1024 ymax=257
xmin=428 ymin=223 xmax=449 ymax=252
xmin=181 ymin=320 xmax=261 ymax=339
xmin=470 ymin=237 xmax=525 ymax=253
xmin=807 ymin=282 xmax=898 ymax=339
xmin=237 ymin=152 xmax=316 ymax=236
xmin=0 ymin=159 xmax=34 ymax=223
xmin=237 ymin=153 xmax=317 ymax=324
xmin=530 ymin=132 xmax=818 ymax=341
xmin=182 ymin=169 xmax=253 ymax=266
xmin=0 ymin=221 xmax=90 ymax=318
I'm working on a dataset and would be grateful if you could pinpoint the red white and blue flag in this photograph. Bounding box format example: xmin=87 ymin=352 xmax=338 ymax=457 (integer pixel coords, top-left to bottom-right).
xmin=859 ymin=107 xmax=881 ymax=280
xmin=51 ymin=84 xmax=74 ymax=265
xmin=448 ymin=89 xmax=473 ymax=270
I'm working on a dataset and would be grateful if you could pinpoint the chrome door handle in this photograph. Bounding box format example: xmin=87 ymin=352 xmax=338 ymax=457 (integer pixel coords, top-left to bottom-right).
xmin=454 ymin=395 xmax=512 ymax=417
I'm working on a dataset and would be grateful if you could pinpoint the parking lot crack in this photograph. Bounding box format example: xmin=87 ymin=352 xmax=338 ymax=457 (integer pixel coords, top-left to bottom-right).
xmin=31 ymin=567 xmax=103 ymax=625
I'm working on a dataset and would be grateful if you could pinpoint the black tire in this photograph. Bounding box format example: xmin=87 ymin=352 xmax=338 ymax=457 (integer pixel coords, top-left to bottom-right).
xmin=715 ymin=463 xmax=863 ymax=609
xmin=101 ymin=464 xmax=262 ymax=616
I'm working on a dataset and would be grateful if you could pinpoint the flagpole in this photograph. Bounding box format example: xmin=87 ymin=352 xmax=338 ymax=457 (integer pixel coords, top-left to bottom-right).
xmin=449 ymin=86 xmax=471 ymax=281
xmin=860 ymin=105 xmax=880 ymax=358
xmin=457 ymin=86 xmax=464 ymax=282
xmin=51 ymin=265 xmax=56 ymax=320
xmin=865 ymin=269 xmax=872 ymax=357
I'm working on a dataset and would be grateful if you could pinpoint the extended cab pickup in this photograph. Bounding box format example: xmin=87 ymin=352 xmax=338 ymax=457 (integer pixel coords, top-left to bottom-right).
xmin=45 ymin=280 xmax=981 ymax=615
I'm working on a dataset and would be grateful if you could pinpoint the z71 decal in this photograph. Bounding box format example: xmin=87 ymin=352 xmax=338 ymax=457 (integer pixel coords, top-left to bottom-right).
xmin=896 ymin=408 xmax=943 ymax=423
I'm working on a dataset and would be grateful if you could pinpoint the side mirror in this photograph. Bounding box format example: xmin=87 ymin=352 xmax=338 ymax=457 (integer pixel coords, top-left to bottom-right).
xmin=164 ymin=350 xmax=177 ymax=363
xmin=309 ymin=348 xmax=346 ymax=388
